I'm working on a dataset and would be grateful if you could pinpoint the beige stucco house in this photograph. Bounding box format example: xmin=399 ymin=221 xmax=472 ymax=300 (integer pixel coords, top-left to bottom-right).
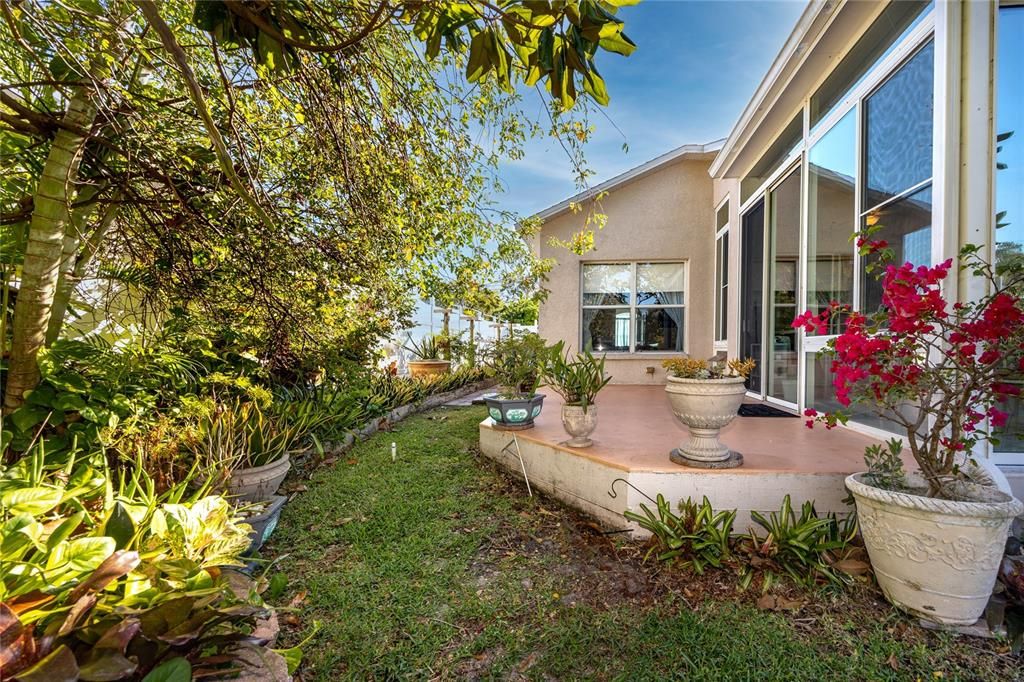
xmin=532 ymin=0 xmax=1024 ymax=492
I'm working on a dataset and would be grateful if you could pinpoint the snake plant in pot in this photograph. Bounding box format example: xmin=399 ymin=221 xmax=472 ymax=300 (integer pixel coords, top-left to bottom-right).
xmin=795 ymin=238 xmax=1024 ymax=625
xmin=192 ymin=400 xmax=329 ymax=502
xmin=482 ymin=333 xmax=553 ymax=429
xmin=542 ymin=343 xmax=612 ymax=447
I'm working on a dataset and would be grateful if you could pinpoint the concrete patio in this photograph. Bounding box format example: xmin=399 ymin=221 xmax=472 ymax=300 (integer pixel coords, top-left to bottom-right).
xmin=479 ymin=385 xmax=902 ymax=534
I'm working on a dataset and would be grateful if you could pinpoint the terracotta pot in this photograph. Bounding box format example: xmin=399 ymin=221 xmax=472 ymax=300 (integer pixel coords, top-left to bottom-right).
xmin=408 ymin=359 xmax=451 ymax=377
xmin=847 ymin=473 xmax=1022 ymax=625
xmin=561 ymin=404 xmax=598 ymax=448
xmin=483 ymin=393 xmax=545 ymax=430
xmin=228 ymin=454 xmax=291 ymax=503
xmin=664 ymin=376 xmax=746 ymax=463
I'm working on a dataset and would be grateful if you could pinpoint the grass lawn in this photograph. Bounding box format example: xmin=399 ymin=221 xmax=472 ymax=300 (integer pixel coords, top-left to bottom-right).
xmin=266 ymin=406 xmax=1018 ymax=681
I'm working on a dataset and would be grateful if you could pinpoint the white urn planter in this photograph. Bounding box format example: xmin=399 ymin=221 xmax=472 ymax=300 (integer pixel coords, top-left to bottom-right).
xmin=560 ymin=404 xmax=598 ymax=448
xmin=664 ymin=375 xmax=746 ymax=467
xmin=846 ymin=473 xmax=1023 ymax=625
xmin=228 ymin=455 xmax=291 ymax=503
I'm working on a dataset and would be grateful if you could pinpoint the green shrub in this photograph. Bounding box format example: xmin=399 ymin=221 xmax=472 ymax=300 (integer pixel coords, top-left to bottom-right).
xmin=0 ymin=445 xmax=275 ymax=680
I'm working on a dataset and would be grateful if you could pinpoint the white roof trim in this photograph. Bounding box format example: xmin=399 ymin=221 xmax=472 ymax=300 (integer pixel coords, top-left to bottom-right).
xmin=708 ymin=0 xmax=840 ymax=178
xmin=533 ymin=139 xmax=724 ymax=222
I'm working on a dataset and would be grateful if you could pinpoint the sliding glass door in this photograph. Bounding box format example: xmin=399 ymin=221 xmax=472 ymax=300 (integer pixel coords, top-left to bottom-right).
xmin=767 ymin=167 xmax=801 ymax=405
xmin=740 ymin=200 xmax=765 ymax=394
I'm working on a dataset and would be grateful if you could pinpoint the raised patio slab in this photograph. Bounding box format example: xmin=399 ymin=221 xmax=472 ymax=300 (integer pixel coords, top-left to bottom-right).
xmin=479 ymin=386 xmax=906 ymax=535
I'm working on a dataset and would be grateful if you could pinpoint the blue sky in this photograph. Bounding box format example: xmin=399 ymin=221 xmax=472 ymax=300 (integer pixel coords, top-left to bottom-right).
xmin=495 ymin=0 xmax=806 ymax=217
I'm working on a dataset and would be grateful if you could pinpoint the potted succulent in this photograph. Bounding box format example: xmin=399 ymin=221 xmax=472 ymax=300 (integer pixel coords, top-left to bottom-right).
xmin=795 ymin=238 xmax=1024 ymax=625
xmin=404 ymin=333 xmax=451 ymax=377
xmin=193 ymin=400 xmax=326 ymax=503
xmin=542 ymin=343 xmax=612 ymax=447
xmin=482 ymin=333 xmax=552 ymax=429
xmin=661 ymin=356 xmax=756 ymax=467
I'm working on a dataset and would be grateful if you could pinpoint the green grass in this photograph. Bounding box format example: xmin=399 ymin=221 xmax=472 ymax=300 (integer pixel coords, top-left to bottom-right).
xmin=267 ymin=406 xmax=1016 ymax=680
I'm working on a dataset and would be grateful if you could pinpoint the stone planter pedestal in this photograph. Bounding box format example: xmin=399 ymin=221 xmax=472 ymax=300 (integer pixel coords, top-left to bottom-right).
xmin=664 ymin=376 xmax=746 ymax=468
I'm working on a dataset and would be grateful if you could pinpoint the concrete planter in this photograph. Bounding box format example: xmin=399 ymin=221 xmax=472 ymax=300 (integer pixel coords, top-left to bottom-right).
xmin=847 ymin=473 xmax=1023 ymax=625
xmin=408 ymin=360 xmax=451 ymax=377
xmin=228 ymin=454 xmax=291 ymax=503
xmin=561 ymin=404 xmax=598 ymax=448
xmin=483 ymin=393 xmax=545 ymax=430
xmin=664 ymin=376 xmax=746 ymax=465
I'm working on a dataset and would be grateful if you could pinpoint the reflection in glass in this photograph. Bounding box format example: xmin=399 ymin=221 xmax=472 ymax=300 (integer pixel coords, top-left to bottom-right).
xmin=861 ymin=185 xmax=932 ymax=313
xmin=636 ymin=262 xmax=684 ymax=305
xmin=807 ymin=110 xmax=856 ymax=333
xmin=864 ymin=41 xmax=934 ymax=208
xmin=768 ymin=168 xmax=801 ymax=404
xmin=635 ymin=308 xmax=684 ymax=352
xmin=582 ymin=308 xmax=630 ymax=352
xmin=581 ymin=263 xmax=631 ymax=305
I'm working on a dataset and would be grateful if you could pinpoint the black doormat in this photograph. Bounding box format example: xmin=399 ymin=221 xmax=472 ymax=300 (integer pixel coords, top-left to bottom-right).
xmin=738 ymin=403 xmax=798 ymax=418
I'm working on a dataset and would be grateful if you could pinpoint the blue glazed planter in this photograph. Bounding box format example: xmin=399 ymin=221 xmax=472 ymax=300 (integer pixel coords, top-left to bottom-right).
xmin=483 ymin=393 xmax=545 ymax=430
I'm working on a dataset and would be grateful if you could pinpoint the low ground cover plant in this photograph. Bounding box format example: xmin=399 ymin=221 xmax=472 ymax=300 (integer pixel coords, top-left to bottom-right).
xmin=625 ymin=493 xmax=864 ymax=590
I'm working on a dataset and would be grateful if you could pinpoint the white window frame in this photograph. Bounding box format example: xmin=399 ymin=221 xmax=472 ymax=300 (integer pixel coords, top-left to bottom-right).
xmin=579 ymin=261 xmax=688 ymax=355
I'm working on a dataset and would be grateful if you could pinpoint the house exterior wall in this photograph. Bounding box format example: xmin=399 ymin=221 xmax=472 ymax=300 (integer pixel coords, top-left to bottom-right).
xmin=537 ymin=158 xmax=715 ymax=384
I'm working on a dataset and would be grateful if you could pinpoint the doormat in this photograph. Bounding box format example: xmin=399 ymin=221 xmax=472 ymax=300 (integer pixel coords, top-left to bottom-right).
xmin=738 ymin=403 xmax=798 ymax=418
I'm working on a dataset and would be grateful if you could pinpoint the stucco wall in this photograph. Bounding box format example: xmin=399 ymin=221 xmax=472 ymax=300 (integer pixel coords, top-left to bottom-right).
xmin=537 ymin=157 xmax=715 ymax=384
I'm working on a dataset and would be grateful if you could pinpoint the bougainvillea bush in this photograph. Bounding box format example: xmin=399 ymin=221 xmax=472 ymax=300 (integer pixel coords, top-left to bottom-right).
xmin=793 ymin=236 xmax=1024 ymax=498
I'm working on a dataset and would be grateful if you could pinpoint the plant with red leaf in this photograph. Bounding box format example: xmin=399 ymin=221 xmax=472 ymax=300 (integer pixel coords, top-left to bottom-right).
xmin=793 ymin=234 xmax=1024 ymax=497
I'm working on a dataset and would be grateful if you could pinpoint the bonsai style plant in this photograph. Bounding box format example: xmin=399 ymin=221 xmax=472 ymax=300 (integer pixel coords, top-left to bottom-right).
xmin=661 ymin=356 xmax=756 ymax=467
xmin=542 ymin=343 xmax=613 ymax=447
xmin=482 ymin=333 xmax=552 ymax=429
xmin=794 ymin=238 xmax=1024 ymax=625
xmin=404 ymin=333 xmax=452 ymax=377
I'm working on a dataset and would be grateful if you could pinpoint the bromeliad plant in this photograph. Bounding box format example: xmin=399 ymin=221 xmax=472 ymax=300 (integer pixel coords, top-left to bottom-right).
xmin=662 ymin=357 xmax=756 ymax=380
xmin=794 ymin=239 xmax=1024 ymax=497
xmin=403 ymin=333 xmax=444 ymax=361
xmin=624 ymin=494 xmax=736 ymax=574
xmin=542 ymin=343 xmax=612 ymax=412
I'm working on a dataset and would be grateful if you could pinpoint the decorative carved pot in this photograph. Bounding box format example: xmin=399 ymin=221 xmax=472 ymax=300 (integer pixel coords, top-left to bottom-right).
xmin=846 ymin=473 xmax=1023 ymax=625
xmin=560 ymin=404 xmax=598 ymax=448
xmin=483 ymin=393 xmax=545 ymax=430
xmin=664 ymin=376 xmax=746 ymax=464
xmin=408 ymin=360 xmax=451 ymax=377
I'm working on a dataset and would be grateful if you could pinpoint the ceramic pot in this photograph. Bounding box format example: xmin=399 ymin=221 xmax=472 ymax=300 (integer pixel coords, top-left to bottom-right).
xmin=847 ymin=473 xmax=1023 ymax=625
xmin=561 ymin=404 xmax=598 ymax=447
xmin=483 ymin=393 xmax=545 ymax=430
xmin=664 ymin=376 xmax=746 ymax=463
xmin=408 ymin=359 xmax=451 ymax=377
xmin=228 ymin=454 xmax=291 ymax=503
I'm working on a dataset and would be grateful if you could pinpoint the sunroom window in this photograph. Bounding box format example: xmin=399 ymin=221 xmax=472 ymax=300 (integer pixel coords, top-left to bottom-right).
xmin=714 ymin=201 xmax=729 ymax=344
xmin=861 ymin=40 xmax=935 ymax=314
xmin=581 ymin=262 xmax=685 ymax=353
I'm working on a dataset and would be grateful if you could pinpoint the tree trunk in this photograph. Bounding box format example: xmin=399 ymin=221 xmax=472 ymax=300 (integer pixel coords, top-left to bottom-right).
xmin=45 ymin=199 xmax=119 ymax=345
xmin=3 ymin=89 xmax=98 ymax=412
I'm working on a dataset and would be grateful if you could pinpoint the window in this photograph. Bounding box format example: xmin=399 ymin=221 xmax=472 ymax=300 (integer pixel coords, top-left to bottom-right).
xmin=741 ymin=113 xmax=803 ymax=203
xmin=581 ymin=262 xmax=685 ymax=353
xmin=861 ymin=41 xmax=935 ymax=313
xmin=809 ymin=1 xmax=933 ymax=130
xmin=714 ymin=202 xmax=729 ymax=344
xmin=993 ymin=4 xmax=1024 ymax=456
xmin=807 ymin=110 xmax=856 ymax=334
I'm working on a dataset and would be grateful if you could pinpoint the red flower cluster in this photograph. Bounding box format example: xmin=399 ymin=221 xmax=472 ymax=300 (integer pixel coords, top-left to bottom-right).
xmin=792 ymin=253 xmax=1024 ymax=460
